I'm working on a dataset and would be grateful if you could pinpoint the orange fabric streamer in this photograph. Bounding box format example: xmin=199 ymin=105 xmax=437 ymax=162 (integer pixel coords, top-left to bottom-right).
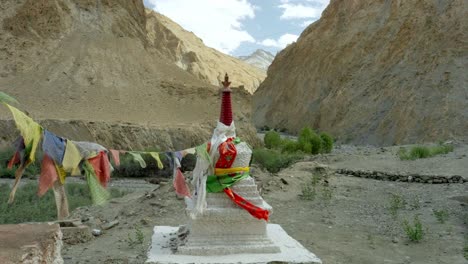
xmin=87 ymin=151 xmax=111 ymax=187
xmin=38 ymin=154 xmax=59 ymax=197
xmin=223 ymin=188 xmax=269 ymax=221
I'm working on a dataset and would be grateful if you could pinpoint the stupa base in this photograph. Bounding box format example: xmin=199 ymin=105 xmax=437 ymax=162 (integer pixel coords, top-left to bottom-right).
xmin=146 ymin=224 xmax=321 ymax=264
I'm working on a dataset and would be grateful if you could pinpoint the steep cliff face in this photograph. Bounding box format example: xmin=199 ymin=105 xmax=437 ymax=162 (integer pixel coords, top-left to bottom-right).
xmin=0 ymin=0 xmax=257 ymax=149
xmin=146 ymin=10 xmax=266 ymax=93
xmin=253 ymin=0 xmax=468 ymax=145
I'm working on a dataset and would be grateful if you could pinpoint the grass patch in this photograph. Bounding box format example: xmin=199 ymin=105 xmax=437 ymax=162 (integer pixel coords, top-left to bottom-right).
xmin=433 ymin=209 xmax=449 ymax=224
xmin=0 ymin=148 xmax=42 ymax=179
xmin=402 ymin=215 xmax=424 ymax=242
xmin=0 ymin=182 xmax=127 ymax=224
xmin=399 ymin=144 xmax=454 ymax=160
xmin=252 ymin=148 xmax=303 ymax=173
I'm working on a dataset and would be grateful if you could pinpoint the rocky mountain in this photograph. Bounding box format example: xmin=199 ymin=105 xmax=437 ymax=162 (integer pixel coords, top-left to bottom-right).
xmin=239 ymin=49 xmax=275 ymax=71
xmin=146 ymin=11 xmax=266 ymax=94
xmin=253 ymin=0 xmax=468 ymax=145
xmin=0 ymin=0 xmax=258 ymax=150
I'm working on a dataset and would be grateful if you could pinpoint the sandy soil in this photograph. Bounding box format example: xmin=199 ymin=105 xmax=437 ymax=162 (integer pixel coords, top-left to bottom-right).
xmin=56 ymin=144 xmax=468 ymax=264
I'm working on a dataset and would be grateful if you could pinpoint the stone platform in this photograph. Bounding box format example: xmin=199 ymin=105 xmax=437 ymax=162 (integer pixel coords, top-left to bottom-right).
xmin=146 ymin=224 xmax=321 ymax=264
xmin=0 ymin=223 xmax=63 ymax=264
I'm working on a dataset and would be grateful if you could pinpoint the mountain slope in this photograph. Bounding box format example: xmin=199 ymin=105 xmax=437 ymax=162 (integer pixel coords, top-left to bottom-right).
xmin=0 ymin=0 xmax=257 ymax=149
xmin=253 ymin=0 xmax=468 ymax=145
xmin=239 ymin=49 xmax=275 ymax=71
xmin=146 ymin=10 xmax=265 ymax=94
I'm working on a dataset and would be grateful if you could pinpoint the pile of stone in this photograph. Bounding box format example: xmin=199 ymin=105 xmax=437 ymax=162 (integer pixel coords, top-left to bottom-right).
xmin=337 ymin=169 xmax=466 ymax=184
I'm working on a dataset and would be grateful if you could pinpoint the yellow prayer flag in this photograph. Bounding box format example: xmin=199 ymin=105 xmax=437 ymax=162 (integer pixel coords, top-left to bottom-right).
xmin=5 ymin=104 xmax=42 ymax=163
xmin=62 ymin=140 xmax=82 ymax=174
xmin=55 ymin=164 xmax=67 ymax=184
xmin=150 ymin=152 xmax=164 ymax=169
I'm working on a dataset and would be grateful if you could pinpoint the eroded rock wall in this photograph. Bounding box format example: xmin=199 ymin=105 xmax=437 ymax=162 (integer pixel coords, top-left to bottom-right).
xmin=253 ymin=0 xmax=468 ymax=145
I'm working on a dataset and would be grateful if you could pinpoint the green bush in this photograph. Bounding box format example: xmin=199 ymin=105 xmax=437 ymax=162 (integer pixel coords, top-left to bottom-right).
xmin=264 ymin=131 xmax=282 ymax=149
xmin=320 ymin=133 xmax=334 ymax=153
xmin=281 ymin=139 xmax=301 ymax=153
xmin=296 ymin=127 xmax=331 ymax=154
xmin=252 ymin=148 xmax=303 ymax=173
xmin=0 ymin=182 xmax=127 ymax=224
xmin=309 ymin=133 xmax=323 ymax=154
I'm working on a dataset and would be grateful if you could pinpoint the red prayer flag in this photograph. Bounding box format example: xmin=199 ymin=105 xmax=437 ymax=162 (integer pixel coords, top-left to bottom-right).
xmin=7 ymin=151 xmax=20 ymax=169
xmin=37 ymin=154 xmax=58 ymax=197
xmin=88 ymin=151 xmax=111 ymax=187
xmin=174 ymin=168 xmax=191 ymax=198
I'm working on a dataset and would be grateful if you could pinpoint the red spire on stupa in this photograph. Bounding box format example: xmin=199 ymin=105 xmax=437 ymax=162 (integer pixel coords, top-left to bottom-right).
xmin=220 ymin=73 xmax=233 ymax=126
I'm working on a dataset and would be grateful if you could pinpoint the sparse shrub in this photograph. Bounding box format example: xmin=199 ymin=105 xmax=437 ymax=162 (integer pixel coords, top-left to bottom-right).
xmin=430 ymin=144 xmax=454 ymax=156
xmin=320 ymin=133 xmax=333 ymax=153
xmin=300 ymin=184 xmax=316 ymax=200
xmin=433 ymin=209 xmax=449 ymax=224
xmin=389 ymin=193 xmax=406 ymax=218
xmin=127 ymin=225 xmax=144 ymax=248
xmin=264 ymin=131 xmax=282 ymax=149
xmin=300 ymin=173 xmax=333 ymax=203
xmin=253 ymin=148 xmax=302 ymax=173
xmin=402 ymin=215 xmax=424 ymax=242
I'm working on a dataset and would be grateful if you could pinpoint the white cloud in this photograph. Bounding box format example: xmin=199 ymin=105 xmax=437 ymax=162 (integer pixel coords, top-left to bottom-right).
xmin=260 ymin=33 xmax=298 ymax=49
xmin=279 ymin=0 xmax=329 ymax=20
xmin=146 ymin=0 xmax=256 ymax=54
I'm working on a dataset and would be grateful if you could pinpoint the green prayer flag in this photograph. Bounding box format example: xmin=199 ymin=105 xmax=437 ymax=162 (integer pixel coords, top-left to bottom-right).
xmin=83 ymin=161 xmax=110 ymax=205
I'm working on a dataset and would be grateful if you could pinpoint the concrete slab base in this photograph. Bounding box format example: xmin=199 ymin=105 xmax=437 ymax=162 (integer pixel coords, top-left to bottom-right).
xmin=146 ymin=224 xmax=321 ymax=264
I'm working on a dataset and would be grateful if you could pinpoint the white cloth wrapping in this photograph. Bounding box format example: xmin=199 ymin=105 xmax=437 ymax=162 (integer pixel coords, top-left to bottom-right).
xmin=186 ymin=121 xmax=236 ymax=219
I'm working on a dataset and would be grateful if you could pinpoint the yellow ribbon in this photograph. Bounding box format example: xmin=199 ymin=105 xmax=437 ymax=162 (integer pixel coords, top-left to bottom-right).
xmin=214 ymin=167 xmax=250 ymax=176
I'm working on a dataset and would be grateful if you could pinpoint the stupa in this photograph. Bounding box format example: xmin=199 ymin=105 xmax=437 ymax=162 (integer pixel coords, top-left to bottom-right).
xmin=147 ymin=74 xmax=321 ymax=264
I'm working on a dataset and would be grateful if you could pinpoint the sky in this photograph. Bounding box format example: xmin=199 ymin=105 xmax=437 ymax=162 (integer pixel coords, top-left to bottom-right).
xmin=143 ymin=0 xmax=329 ymax=57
